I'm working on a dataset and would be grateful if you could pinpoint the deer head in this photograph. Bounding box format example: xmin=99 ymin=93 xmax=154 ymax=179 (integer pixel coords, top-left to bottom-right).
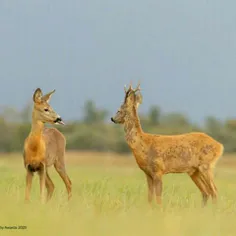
xmin=32 ymin=88 xmax=65 ymax=125
xmin=111 ymin=82 xmax=143 ymax=124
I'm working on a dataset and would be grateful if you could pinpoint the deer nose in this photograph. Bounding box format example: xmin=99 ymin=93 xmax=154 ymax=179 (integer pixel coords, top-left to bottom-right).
xmin=111 ymin=117 xmax=115 ymax=123
xmin=54 ymin=117 xmax=65 ymax=125
xmin=55 ymin=117 xmax=61 ymax=122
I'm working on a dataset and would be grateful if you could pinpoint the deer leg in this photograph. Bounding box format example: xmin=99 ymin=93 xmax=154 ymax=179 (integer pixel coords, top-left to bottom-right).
xmin=45 ymin=170 xmax=55 ymax=202
xmin=206 ymin=175 xmax=217 ymax=203
xmin=189 ymin=171 xmax=210 ymax=207
xmin=25 ymin=170 xmax=33 ymax=203
xmin=146 ymin=174 xmax=154 ymax=204
xmin=54 ymin=162 xmax=72 ymax=200
xmin=153 ymin=175 xmax=163 ymax=205
xmin=209 ymin=175 xmax=218 ymax=204
xmin=38 ymin=164 xmax=46 ymax=204
xmin=199 ymin=168 xmax=218 ymax=204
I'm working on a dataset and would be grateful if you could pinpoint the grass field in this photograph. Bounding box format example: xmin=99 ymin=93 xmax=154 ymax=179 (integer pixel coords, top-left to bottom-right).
xmin=0 ymin=151 xmax=236 ymax=236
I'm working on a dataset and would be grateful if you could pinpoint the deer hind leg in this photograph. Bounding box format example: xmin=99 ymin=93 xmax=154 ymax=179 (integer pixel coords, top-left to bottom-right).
xmin=54 ymin=161 xmax=72 ymax=200
xmin=189 ymin=170 xmax=210 ymax=207
xmin=198 ymin=166 xmax=218 ymax=204
xmin=209 ymin=174 xmax=218 ymax=202
xmin=25 ymin=170 xmax=33 ymax=203
xmin=153 ymin=174 xmax=163 ymax=205
xmin=145 ymin=174 xmax=154 ymax=204
xmin=208 ymin=171 xmax=218 ymax=203
xmin=45 ymin=170 xmax=55 ymax=202
xmin=38 ymin=164 xmax=46 ymax=204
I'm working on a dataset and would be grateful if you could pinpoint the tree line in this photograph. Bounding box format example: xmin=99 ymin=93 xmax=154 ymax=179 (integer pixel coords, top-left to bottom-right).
xmin=0 ymin=100 xmax=235 ymax=153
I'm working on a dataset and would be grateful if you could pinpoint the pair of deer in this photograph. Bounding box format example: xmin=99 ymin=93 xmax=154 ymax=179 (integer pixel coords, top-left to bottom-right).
xmin=24 ymin=83 xmax=224 ymax=206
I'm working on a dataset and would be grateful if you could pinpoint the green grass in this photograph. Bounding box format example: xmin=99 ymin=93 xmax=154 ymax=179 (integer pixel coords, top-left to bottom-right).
xmin=0 ymin=153 xmax=236 ymax=236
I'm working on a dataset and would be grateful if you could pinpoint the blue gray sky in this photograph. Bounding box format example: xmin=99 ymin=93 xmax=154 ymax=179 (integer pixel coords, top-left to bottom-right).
xmin=0 ymin=0 xmax=236 ymax=123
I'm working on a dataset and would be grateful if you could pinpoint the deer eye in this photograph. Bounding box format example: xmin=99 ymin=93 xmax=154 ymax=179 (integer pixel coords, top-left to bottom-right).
xmin=44 ymin=108 xmax=49 ymax=112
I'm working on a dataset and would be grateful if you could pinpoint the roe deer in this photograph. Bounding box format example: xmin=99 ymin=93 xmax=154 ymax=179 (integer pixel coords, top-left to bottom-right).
xmin=23 ymin=88 xmax=72 ymax=203
xmin=111 ymin=82 xmax=224 ymax=206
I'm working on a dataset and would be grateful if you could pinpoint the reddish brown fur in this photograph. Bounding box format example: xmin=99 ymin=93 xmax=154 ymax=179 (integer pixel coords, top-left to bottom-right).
xmin=23 ymin=88 xmax=72 ymax=203
xmin=111 ymin=83 xmax=224 ymax=206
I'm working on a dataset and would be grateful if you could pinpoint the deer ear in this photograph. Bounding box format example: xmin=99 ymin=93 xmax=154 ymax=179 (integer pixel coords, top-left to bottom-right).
xmin=135 ymin=93 xmax=143 ymax=108
xmin=33 ymin=88 xmax=43 ymax=103
xmin=42 ymin=89 xmax=55 ymax=103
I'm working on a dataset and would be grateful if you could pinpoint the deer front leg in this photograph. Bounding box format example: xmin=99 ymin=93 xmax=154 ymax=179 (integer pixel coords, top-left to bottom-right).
xmin=38 ymin=164 xmax=46 ymax=204
xmin=25 ymin=170 xmax=33 ymax=203
xmin=154 ymin=175 xmax=163 ymax=205
xmin=146 ymin=174 xmax=154 ymax=204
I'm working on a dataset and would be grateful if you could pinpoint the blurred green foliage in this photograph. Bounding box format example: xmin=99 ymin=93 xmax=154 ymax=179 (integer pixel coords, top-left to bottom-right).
xmin=0 ymin=100 xmax=235 ymax=153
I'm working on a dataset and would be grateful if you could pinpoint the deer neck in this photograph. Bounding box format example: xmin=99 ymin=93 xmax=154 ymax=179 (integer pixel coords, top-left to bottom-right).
xmin=124 ymin=107 xmax=143 ymax=148
xmin=30 ymin=117 xmax=44 ymax=136
xmin=28 ymin=113 xmax=45 ymax=150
